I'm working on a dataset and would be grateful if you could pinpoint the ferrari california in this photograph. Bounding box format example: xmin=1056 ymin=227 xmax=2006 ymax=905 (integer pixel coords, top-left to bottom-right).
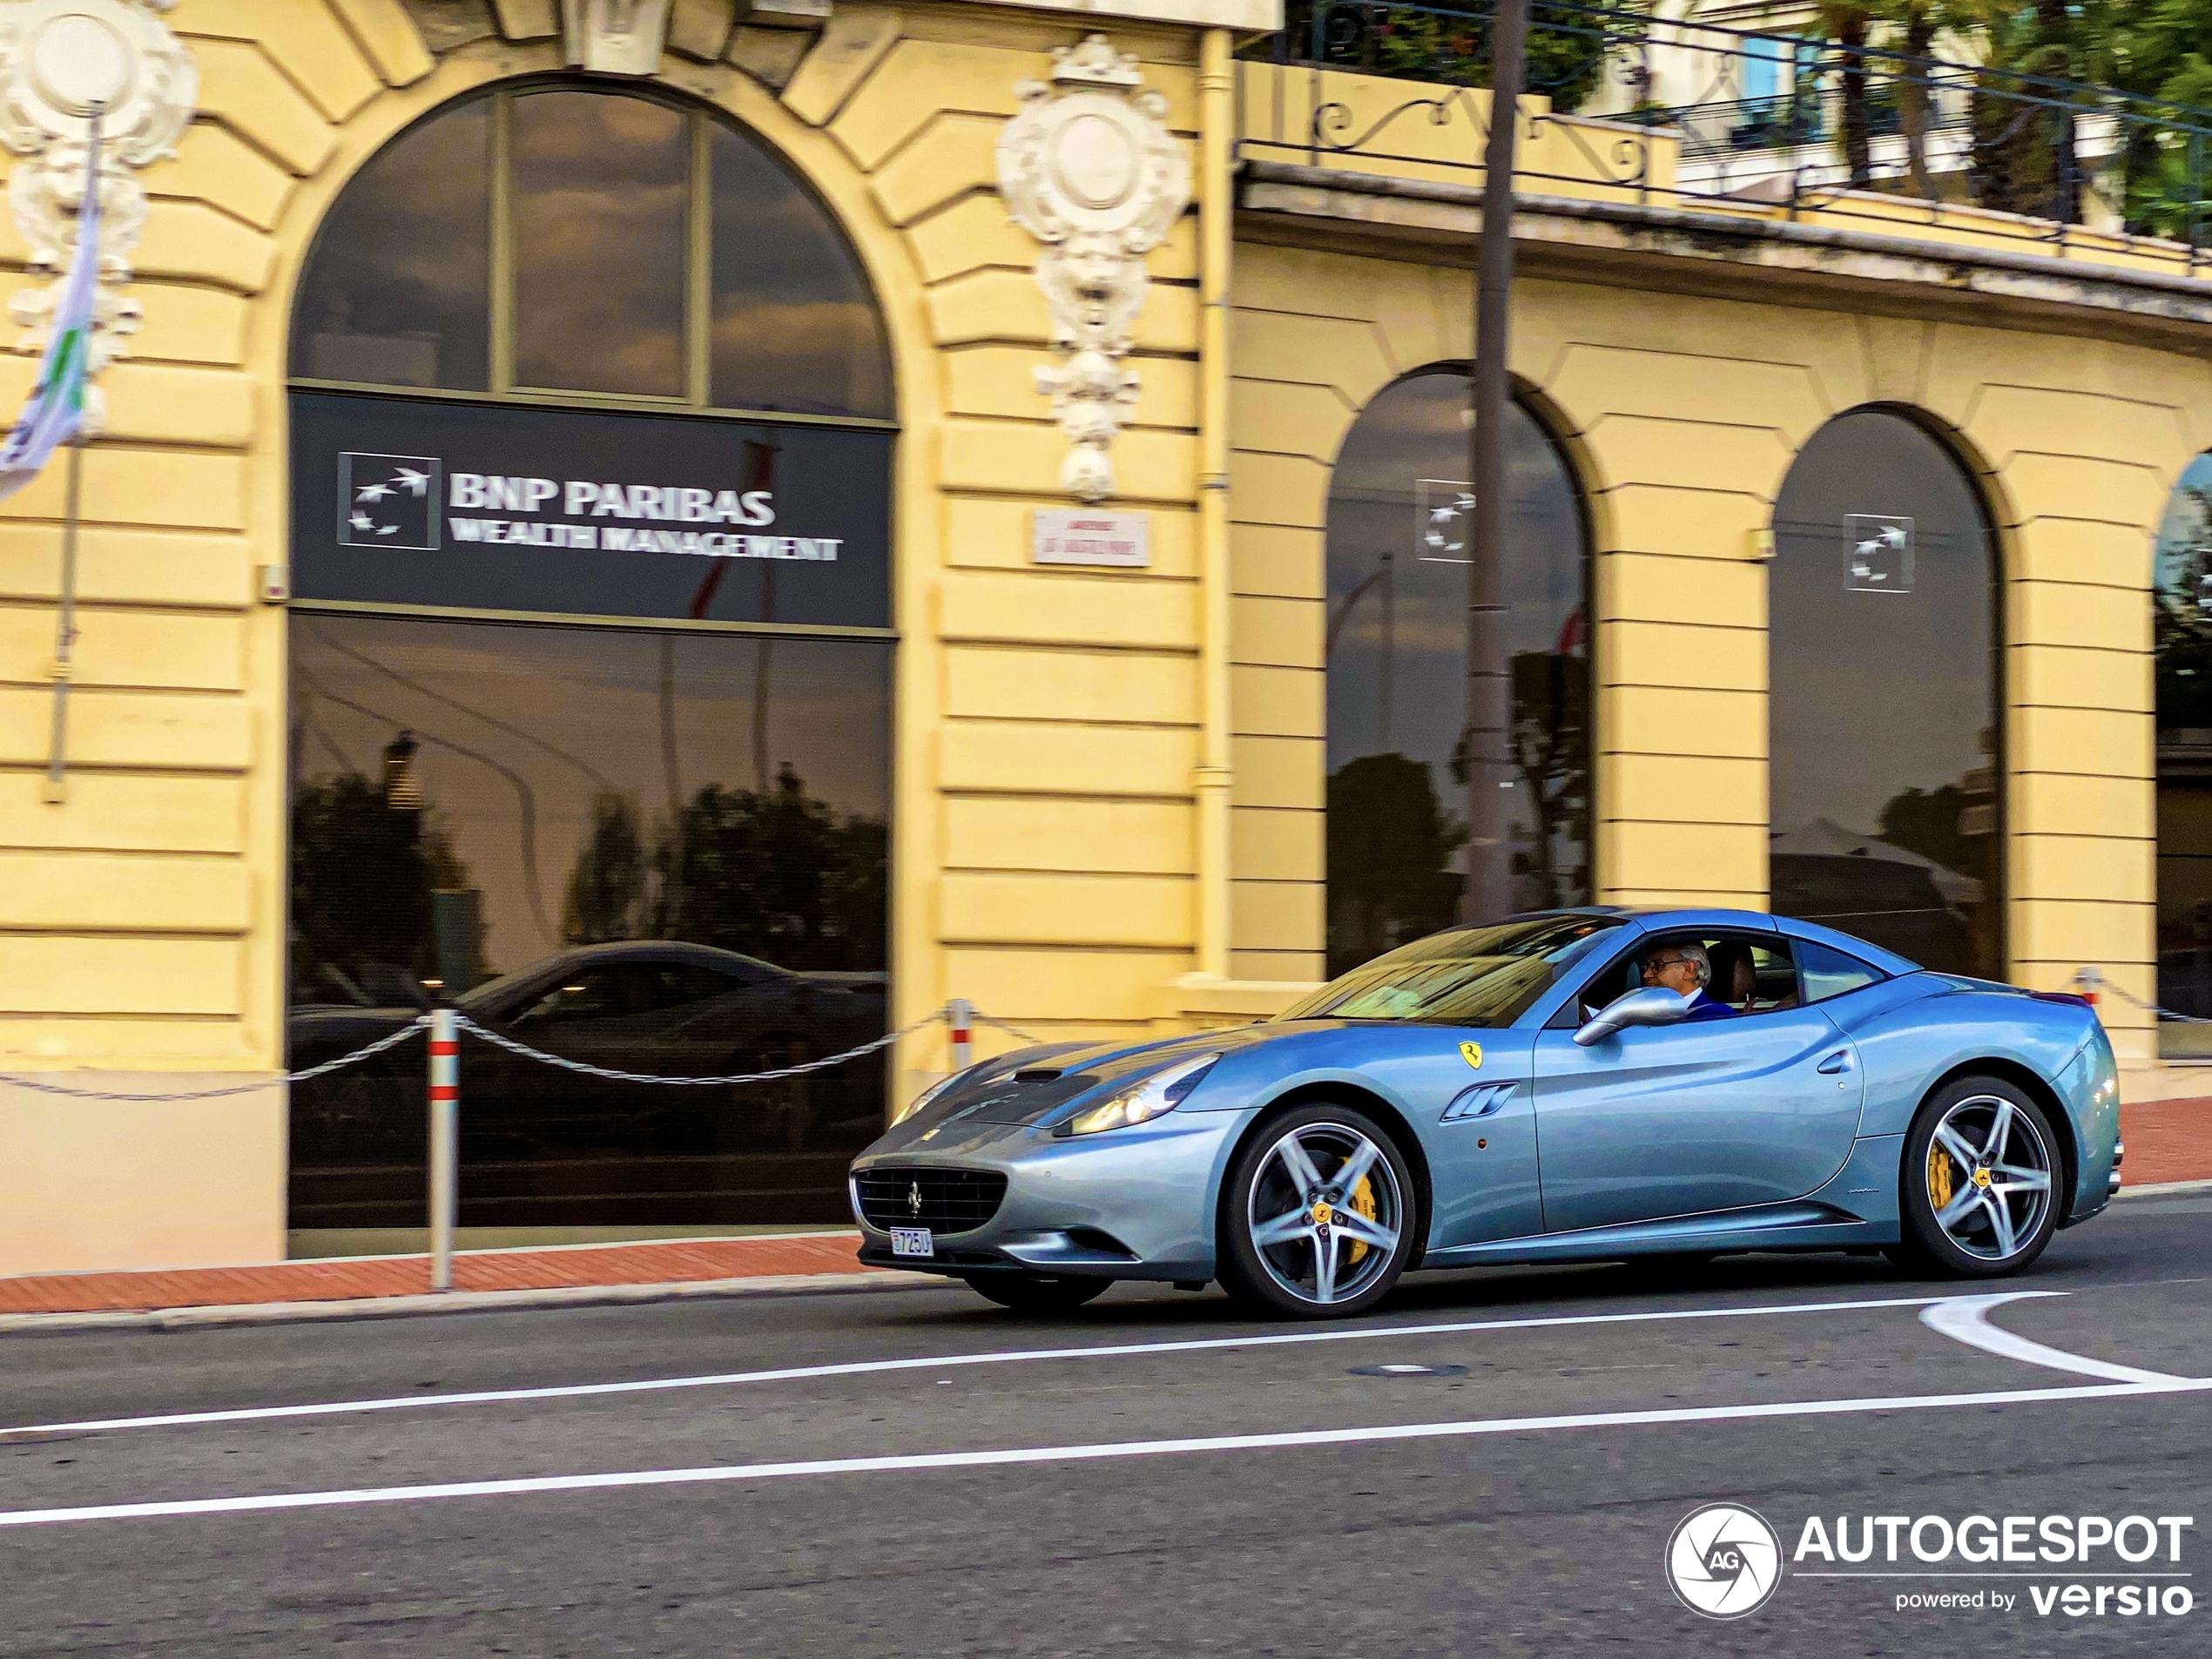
xmin=850 ymin=909 xmax=2121 ymax=1318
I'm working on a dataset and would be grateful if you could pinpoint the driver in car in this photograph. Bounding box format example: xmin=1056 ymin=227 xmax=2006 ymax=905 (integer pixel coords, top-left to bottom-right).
xmin=1641 ymin=943 xmax=1735 ymax=1022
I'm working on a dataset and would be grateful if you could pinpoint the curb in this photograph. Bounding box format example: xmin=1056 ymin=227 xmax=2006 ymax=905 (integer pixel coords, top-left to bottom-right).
xmin=2112 ymin=1177 xmax=2212 ymax=1199
xmin=0 ymin=1269 xmax=953 ymax=1337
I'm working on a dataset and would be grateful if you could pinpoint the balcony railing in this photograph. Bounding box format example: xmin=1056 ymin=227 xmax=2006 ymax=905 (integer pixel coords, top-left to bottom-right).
xmin=1244 ymin=1 xmax=2212 ymax=276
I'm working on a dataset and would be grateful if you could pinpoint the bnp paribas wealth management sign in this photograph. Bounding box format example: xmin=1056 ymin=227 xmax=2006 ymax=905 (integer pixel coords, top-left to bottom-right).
xmin=338 ymin=451 xmax=839 ymax=563
xmin=293 ymin=393 xmax=893 ymax=630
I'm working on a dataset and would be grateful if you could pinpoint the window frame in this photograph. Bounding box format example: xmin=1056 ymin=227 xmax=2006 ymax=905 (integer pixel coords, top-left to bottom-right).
xmin=289 ymin=78 xmax=896 ymax=433
xmin=1552 ymin=927 xmax=1804 ymax=1028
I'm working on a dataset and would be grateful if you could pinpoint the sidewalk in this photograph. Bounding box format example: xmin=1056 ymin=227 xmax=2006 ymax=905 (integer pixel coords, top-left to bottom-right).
xmin=0 ymin=1231 xmax=908 ymax=1325
xmin=2120 ymin=1097 xmax=2212 ymax=1188
xmin=2 ymin=1102 xmax=2206 ymax=1330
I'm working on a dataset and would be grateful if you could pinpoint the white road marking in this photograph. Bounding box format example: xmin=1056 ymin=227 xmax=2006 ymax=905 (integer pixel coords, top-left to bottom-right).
xmin=3 ymin=1373 xmax=2205 ymax=1530
xmin=0 ymin=1291 xmax=2049 ymax=1443
xmin=1919 ymin=1293 xmax=2187 ymax=1385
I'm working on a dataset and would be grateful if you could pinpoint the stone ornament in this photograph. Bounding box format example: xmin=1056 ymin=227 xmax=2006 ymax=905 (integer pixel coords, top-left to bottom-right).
xmin=562 ymin=0 xmax=673 ymax=78
xmin=997 ymin=33 xmax=1190 ymax=502
xmin=0 ymin=0 xmax=195 ymax=434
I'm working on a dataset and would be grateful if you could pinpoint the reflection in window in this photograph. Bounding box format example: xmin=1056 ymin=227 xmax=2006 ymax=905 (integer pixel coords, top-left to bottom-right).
xmin=1324 ymin=370 xmax=1590 ymax=978
xmin=1769 ymin=409 xmax=2001 ymax=977
xmin=285 ymin=615 xmax=891 ymax=1231
xmin=513 ymin=91 xmax=688 ymax=397
xmin=289 ymin=84 xmax=891 ymax=417
xmin=2156 ymin=453 xmax=2212 ymax=1054
xmin=711 ymin=124 xmax=892 ymax=417
xmin=291 ymin=100 xmax=489 ymax=388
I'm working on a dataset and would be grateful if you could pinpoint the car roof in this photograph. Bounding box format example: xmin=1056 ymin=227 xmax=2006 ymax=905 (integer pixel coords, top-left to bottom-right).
xmin=1512 ymin=907 xmax=1923 ymax=976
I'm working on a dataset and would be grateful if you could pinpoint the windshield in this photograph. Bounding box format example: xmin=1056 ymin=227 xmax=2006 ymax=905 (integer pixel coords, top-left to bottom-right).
xmin=1276 ymin=916 xmax=1626 ymax=1028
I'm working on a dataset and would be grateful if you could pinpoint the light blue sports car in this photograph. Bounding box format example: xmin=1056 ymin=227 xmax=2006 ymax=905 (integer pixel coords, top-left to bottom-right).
xmin=849 ymin=910 xmax=2121 ymax=1318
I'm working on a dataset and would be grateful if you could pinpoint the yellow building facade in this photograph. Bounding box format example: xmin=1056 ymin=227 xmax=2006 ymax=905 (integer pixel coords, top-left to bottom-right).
xmin=0 ymin=0 xmax=2202 ymax=1273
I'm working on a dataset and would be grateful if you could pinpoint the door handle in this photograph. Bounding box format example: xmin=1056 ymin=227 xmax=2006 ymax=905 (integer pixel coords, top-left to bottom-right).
xmin=1817 ymin=1050 xmax=1852 ymax=1076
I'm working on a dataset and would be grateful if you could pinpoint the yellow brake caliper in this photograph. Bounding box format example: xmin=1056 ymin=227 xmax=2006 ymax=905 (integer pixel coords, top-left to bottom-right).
xmin=1929 ymin=1143 xmax=1955 ymax=1211
xmin=1347 ymin=1173 xmax=1378 ymax=1264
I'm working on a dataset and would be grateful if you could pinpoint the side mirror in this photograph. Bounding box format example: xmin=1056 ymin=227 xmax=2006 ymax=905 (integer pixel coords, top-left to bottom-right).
xmin=1574 ymin=985 xmax=1691 ymax=1048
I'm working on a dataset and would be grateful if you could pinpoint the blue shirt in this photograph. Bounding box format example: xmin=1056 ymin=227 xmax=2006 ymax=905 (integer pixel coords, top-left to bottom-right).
xmin=1682 ymin=989 xmax=1735 ymax=1022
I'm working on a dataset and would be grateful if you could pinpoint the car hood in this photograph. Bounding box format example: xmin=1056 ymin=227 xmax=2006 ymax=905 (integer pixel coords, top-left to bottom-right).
xmin=893 ymin=1022 xmax=1294 ymax=1136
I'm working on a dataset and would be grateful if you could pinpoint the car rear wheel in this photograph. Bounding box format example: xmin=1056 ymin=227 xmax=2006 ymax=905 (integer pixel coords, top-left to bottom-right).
xmin=1892 ymin=1076 xmax=2061 ymax=1278
xmin=962 ymin=1272 xmax=1110 ymax=1313
xmin=1217 ymin=1103 xmax=1415 ymax=1319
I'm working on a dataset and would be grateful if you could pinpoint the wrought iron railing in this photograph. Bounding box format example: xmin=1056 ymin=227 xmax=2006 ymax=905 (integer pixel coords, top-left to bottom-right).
xmin=1244 ymin=1 xmax=2212 ymax=272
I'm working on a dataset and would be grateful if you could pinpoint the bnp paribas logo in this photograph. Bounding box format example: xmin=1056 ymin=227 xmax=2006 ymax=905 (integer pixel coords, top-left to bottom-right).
xmin=337 ymin=453 xmax=441 ymax=550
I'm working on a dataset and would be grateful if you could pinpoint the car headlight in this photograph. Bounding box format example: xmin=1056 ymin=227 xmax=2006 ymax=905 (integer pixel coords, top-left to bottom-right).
xmin=1060 ymin=1053 xmax=1221 ymax=1136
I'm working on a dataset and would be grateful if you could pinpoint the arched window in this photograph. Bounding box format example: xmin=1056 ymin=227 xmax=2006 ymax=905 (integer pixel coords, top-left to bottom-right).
xmin=2155 ymin=453 xmax=2212 ymax=1052
xmin=292 ymin=84 xmax=892 ymax=417
xmin=1324 ymin=369 xmax=1591 ymax=977
xmin=283 ymin=85 xmax=896 ymax=1240
xmin=1769 ymin=409 xmax=2001 ymax=977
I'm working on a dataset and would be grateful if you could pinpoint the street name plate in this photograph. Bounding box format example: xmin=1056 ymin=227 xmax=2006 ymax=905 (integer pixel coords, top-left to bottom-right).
xmin=1033 ymin=509 xmax=1150 ymax=568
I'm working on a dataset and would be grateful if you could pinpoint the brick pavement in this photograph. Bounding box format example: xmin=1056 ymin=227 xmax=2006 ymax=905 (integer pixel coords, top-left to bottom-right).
xmin=0 ymin=1232 xmax=870 ymax=1317
xmin=2120 ymin=1097 xmax=2212 ymax=1188
xmin=0 ymin=1103 xmax=2205 ymax=1321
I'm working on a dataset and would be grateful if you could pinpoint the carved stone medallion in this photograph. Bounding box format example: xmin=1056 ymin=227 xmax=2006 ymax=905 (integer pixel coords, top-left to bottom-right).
xmin=997 ymin=34 xmax=1190 ymax=502
xmin=0 ymin=0 xmax=196 ymax=433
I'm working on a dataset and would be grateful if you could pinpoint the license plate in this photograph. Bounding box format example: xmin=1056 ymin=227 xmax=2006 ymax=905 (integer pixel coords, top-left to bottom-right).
xmin=889 ymin=1226 xmax=934 ymax=1258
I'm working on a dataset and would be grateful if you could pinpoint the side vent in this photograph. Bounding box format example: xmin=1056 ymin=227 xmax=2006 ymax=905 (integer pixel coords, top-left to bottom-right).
xmin=1441 ymin=1082 xmax=1516 ymax=1123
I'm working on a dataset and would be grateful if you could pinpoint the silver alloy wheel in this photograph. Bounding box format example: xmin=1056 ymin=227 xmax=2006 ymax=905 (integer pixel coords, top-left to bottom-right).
xmin=1925 ymin=1092 xmax=2054 ymax=1262
xmin=1245 ymin=1122 xmax=1405 ymax=1306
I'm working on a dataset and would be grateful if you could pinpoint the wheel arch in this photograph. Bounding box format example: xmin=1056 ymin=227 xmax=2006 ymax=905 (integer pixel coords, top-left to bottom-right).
xmin=1223 ymin=1082 xmax=1436 ymax=1269
xmin=1920 ymin=1058 xmax=2079 ymax=1222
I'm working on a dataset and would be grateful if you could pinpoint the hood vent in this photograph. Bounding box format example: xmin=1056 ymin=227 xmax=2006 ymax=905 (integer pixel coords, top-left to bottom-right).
xmin=1011 ymin=1068 xmax=1063 ymax=1082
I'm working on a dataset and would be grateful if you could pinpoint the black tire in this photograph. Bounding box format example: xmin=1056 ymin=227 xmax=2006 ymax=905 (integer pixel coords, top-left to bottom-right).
xmin=1217 ymin=1103 xmax=1418 ymax=1319
xmin=1895 ymin=1075 xmax=2062 ymax=1279
xmin=963 ymin=1272 xmax=1110 ymax=1313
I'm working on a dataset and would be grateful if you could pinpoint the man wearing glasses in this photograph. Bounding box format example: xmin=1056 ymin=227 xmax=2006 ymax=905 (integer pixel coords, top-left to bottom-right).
xmin=1641 ymin=943 xmax=1736 ymax=1022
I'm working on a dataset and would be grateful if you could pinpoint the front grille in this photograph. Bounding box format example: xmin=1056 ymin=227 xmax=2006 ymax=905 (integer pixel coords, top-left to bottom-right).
xmin=854 ymin=1166 xmax=1008 ymax=1234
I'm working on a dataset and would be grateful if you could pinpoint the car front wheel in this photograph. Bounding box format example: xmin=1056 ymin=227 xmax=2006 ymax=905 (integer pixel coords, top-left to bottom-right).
xmin=1217 ymin=1104 xmax=1415 ymax=1318
xmin=1892 ymin=1076 xmax=2061 ymax=1278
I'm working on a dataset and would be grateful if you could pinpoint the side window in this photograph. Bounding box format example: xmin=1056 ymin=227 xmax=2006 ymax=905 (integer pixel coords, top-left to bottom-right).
xmin=1799 ymin=941 xmax=1885 ymax=1005
xmin=1558 ymin=932 xmax=1800 ymax=1027
xmin=516 ymin=965 xmax=660 ymax=1026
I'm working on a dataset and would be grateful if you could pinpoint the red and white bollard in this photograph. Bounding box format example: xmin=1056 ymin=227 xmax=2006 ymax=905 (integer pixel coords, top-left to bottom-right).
xmin=428 ymin=1007 xmax=458 ymax=1292
xmin=948 ymin=997 xmax=974 ymax=1074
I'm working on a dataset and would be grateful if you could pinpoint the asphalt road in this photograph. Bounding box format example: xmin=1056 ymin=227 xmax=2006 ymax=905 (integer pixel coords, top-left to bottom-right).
xmin=3 ymin=1194 xmax=2209 ymax=1657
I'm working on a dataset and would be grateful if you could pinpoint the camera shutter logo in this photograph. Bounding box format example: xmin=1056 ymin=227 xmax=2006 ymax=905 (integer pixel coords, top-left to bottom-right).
xmin=1666 ymin=1503 xmax=1783 ymax=1620
xmin=338 ymin=453 xmax=442 ymax=551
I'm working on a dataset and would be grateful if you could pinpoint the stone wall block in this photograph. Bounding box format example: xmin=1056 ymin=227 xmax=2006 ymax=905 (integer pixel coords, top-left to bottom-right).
xmin=783 ymin=3 xmax=902 ymax=129
xmin=178 ymin=2 xmax=382 ymax=122
xmin=327 ymin=0 xmax=436 ymax=85
xmin=192 ymin=39 xmax=339 ymax=175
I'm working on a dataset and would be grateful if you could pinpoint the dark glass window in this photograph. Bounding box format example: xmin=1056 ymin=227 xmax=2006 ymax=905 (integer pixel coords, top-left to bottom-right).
xmin=2156 ymin=452 xmax=2212 ymax=1055
xmin=1325 ymin=370 xmax=1590 ymax=976
xmin=285 ymin=615 xmax=892 ymax=1232
xmin=1769 ymin=409 xmax=2001 ymax=977
xmin=1798 ymin=940 xmax=1885 ymax=1004
xmin=711 ymin=123 xmax=893 ymax=418
xmin=291 ymin=99 xmax=490 ymax=389
xmin=290 ymin=84 xmax=891 ymax=418
xmin=512 ymin=90 xmax=688 ymax=397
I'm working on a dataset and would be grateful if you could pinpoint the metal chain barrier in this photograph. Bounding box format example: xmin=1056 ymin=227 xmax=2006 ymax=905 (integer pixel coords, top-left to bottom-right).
xmin=975 ymin=1010 xmax=1047 ymax=1044
xmin=0 ymin=1018 xmax=432 ymax=1101
xmin=450 ymin=1007 xmax=950 ymax=1087
xmin=2068 ymin=965 xmax=2212 ymax=1026
xmin=0 ymin=999 xmax=1050 ymax=1101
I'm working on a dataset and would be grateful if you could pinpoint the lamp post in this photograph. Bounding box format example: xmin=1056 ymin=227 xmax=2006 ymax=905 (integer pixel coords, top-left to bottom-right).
xmin=1464 ymin=0 xmax=1530 ymax=927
